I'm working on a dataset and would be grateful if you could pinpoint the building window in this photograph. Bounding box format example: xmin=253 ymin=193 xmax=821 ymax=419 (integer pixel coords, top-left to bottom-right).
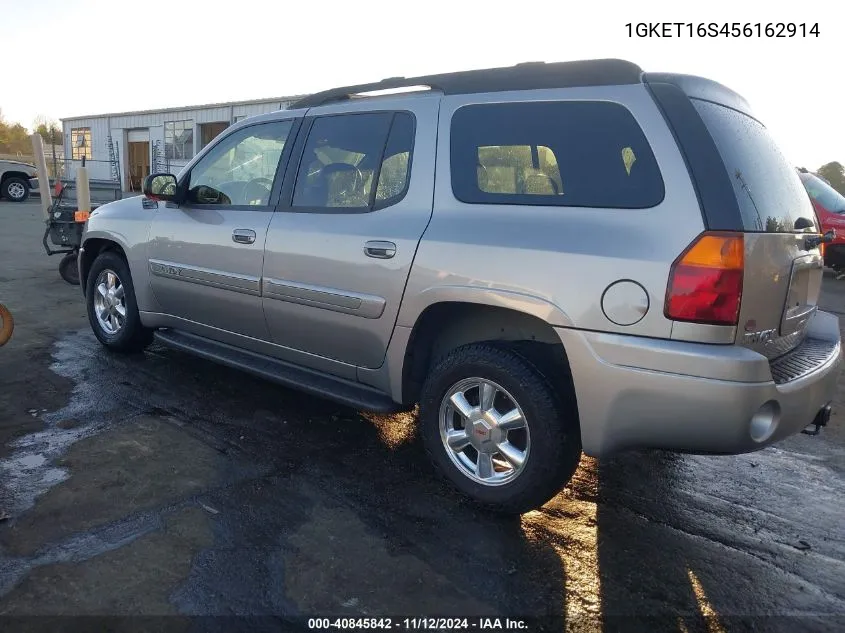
xmin=70 ymin=128 xmax=92 ymax=160
xmin=164 ymin=120 xmax=195 ymax=160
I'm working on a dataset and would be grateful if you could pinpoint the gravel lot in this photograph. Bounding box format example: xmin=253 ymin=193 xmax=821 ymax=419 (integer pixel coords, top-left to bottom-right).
xmin=1 ymin=199 xmax=843 ymax=632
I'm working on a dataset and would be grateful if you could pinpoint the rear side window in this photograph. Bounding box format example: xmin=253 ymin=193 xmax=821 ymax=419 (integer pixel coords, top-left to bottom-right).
xmin=693 ymin=100 xmax=817 ymax=233
xmin=450 ymin=101 xmax=664 ymax=208
xmin=292 ymin=111 xmax=414 ymax=211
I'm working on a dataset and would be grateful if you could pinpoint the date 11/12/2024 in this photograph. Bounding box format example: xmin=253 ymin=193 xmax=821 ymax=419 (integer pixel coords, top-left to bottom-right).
xmin=626 ymin=22 xmax=820 ymax=38
xmin=308 ymin=618 xmax=528 ymax=630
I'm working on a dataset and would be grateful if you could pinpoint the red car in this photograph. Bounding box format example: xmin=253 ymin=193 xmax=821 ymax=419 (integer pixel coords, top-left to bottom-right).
xmin=798 ymin=170 xmax=845 ymax=275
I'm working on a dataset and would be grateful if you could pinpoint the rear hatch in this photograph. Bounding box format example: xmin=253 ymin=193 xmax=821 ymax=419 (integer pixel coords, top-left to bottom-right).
xmin=692 ymin=99 xmax=823 ymax=359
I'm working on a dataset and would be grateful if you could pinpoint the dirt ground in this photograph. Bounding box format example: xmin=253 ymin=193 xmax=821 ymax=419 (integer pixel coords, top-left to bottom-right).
xmin=1 ymin=199 xmax=843 ymax=632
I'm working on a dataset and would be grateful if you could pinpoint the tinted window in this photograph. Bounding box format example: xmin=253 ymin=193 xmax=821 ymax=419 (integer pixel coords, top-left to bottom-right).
xmin=450 ymin=101 xmax=664 ymax=208
xmin=293 ymin=112 xmax=415 ymax=211
xmin=375 ymin=113 xmax=415 ymax=207
xmin=800 ymin=172 xmax=845 ymax=213
xmin=693 ymin=100 xmax=817 ymax=233
xmin=187 ymin=120 xmax=292 ymax=206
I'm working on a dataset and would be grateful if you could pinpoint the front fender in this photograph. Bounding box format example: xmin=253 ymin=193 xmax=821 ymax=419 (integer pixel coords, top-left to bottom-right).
xmin=80 ymin=196 xmax=160 ymax=312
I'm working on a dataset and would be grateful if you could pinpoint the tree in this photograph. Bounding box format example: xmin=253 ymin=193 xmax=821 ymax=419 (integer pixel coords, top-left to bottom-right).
xmin=817 ymin=162 xmax=845 ymax=195
xmin=33 ymin=114 xmax=62 ymax=146
xmin=0 ymin=109 xmax=32 ymax=156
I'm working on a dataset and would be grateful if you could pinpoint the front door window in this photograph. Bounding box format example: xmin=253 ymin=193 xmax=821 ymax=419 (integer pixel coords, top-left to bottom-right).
xmin=187 ymin=120 xmax=293 ymax=206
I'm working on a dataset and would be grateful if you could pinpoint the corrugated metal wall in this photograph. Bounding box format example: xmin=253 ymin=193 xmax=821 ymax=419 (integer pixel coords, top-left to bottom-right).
xmin=61 ymin=98 xmax=296 ymax=189
xmin=64 ymin=117 xmax=113 ymax=181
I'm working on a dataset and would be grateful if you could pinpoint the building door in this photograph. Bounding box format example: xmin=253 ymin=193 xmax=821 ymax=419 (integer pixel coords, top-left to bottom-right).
xmin=200 ymin=122 xmax=229 ymax=151
xmin=127 ymin=129 xmax=150 ymax=192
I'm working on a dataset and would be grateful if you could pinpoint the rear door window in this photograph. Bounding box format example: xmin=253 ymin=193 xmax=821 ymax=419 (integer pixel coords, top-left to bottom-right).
xmin=292 ymin=112 xmax=415 ymax=211
xmin=693 ymin=100 xmax=817 ymax=233
xmin=450 ymin=101 xmax=664 ymax=209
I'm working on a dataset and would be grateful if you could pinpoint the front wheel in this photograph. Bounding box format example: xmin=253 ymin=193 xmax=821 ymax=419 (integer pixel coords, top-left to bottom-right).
xmin=3 ymin=177 xmax=29 ymax=202
xmin=419 ymin=343 xmax=582 ymax=514
xmin=85 ymin=251 xmax=153 ymax=352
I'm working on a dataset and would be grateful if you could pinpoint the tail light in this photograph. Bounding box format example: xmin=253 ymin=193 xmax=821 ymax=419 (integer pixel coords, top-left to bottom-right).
xmin=665 ymin=232 xmax=744 ymax=326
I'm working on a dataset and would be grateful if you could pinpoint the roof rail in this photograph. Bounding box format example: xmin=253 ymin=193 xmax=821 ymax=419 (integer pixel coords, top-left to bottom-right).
xmin=291 ymin=58 xmax=642 ymax=109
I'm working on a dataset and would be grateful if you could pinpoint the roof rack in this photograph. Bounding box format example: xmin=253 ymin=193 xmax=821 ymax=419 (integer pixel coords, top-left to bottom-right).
xmin=291 ymin=59 xmax=643 ymax=109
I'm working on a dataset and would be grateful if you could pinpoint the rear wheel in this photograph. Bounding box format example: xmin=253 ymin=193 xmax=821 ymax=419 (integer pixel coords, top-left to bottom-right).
xmin=85 ymin=251 xmax=152 ymax=352
xmin=419 ymin=343 xmax=582 ymax=514
xmin=59 ymin=252 xmax=80 ymax=285
xmin=3 ymin=177 xmax=29 ymax=202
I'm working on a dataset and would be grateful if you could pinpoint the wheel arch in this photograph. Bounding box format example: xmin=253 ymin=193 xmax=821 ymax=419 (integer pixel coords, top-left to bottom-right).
xmin=401 ymin=302 xmax=578 ymax=419
xmin=1 ymin=170 xmax=32 ymax=183
xmin=79 ymin=237 xmax=129 ymax=296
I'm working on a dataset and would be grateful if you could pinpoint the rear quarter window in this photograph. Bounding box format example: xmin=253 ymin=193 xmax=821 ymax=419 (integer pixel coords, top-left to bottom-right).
xmin=693 ymin=99 xmax=817 ymax=233
xmin=450 ymin=101 xmax=665 ymax=209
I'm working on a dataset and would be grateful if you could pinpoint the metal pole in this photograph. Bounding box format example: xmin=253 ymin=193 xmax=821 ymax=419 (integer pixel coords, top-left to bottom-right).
xmin=51 ymin=130 xmax=58 ymax=180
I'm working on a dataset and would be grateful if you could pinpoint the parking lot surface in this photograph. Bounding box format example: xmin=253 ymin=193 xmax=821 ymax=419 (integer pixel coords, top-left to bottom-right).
xmin=1 ymin=199 xmax=844 ymax=632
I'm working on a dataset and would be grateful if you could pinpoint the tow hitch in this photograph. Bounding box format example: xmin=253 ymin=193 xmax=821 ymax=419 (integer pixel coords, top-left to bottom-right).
xmin=802 ymin=404 xmax=832 ymax=436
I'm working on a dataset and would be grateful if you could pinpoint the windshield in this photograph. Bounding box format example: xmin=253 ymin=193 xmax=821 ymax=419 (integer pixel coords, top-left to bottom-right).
xmin=799 ymin=172 xmax=845 ymax=213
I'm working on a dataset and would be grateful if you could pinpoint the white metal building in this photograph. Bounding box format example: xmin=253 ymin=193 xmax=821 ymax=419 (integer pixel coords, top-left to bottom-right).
xmin=60 ymin=95 xmax=303 ymax=192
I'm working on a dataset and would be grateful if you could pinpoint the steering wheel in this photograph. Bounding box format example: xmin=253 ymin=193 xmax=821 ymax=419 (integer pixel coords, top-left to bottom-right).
xmin=242 ymin=177 xmax=274 ymax=204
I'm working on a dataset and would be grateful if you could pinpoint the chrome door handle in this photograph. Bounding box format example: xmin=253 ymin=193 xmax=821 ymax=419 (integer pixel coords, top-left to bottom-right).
xmin=364 ymin=240 xmax=396 ymax=259
xmin=232 ymin=229 xmax=256 ymax=245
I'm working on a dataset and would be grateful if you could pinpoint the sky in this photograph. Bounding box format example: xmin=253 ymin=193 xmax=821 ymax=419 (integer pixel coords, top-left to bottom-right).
xmin=1 ymin=0 xmax=842 ymax=169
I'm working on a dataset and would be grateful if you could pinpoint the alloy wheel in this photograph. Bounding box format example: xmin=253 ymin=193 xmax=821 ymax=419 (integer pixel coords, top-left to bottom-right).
xmin=439 ymin=377 xmax=530 ymax=486
xmin=93 ymin=269 xmax=127 ymax=335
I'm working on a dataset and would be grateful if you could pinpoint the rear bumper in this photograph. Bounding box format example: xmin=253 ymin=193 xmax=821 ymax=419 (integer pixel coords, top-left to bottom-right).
xmin=557 ymin=310 xmax=842 ymax=457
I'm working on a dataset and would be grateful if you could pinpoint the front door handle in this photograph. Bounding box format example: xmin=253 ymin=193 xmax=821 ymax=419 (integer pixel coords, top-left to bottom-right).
xmin=232 ymin=229 xmax=256 ymax=245
xmin=364 ymin=240 xmax=396 ymax=259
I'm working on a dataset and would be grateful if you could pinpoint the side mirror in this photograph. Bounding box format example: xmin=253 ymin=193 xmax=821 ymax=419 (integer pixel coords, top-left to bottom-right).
xmin=142 ymin=173 xmax=179 ymax=202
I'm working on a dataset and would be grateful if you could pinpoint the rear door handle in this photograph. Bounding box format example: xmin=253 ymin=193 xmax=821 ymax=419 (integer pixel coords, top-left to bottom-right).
xmin=364 ymin=240 xmax=396 ymax=259
xmin=232 ymin=229 xmax=256 ymax=245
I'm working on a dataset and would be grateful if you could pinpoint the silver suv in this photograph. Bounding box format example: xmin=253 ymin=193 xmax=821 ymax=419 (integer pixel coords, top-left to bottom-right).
xmin=78 ymin=59 xmax=842 ymax=513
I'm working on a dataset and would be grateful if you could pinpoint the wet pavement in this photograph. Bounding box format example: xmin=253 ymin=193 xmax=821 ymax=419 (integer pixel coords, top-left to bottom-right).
xmin=1 ymin=199 xmax=844 ymax=632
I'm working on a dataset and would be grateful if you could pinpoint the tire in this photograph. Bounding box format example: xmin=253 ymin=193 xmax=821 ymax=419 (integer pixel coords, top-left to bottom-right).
xmin=85 ymin=251 xmax=153 ymax=352
xmin=59 ymin=252 xmax=80 ymax=285
xmin=3 ymin=177 xmax=29 ymax=202
xmin=419 ymin=343 xmax=582 ymax=514
xmin=0 ymin=303 xmax=13 ymax=346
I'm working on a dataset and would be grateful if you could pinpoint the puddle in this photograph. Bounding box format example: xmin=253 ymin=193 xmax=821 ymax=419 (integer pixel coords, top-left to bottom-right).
xmin=0 ymin=331 xmax=142 ymax=518
xmin=11 ymin=455 xmax=46 ymax=470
